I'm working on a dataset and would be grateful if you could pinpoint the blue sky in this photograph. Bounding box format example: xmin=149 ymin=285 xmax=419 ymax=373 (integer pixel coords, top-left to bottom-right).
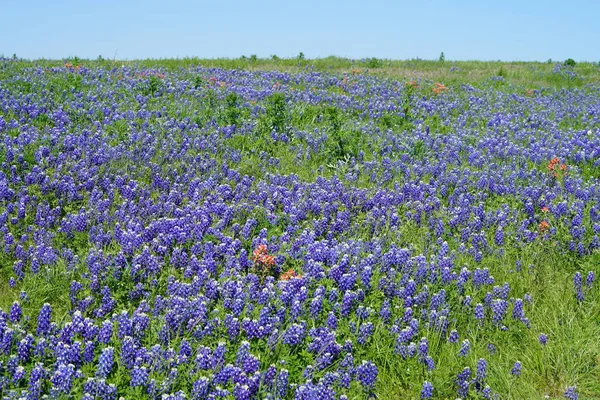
xmin=1 ymin=0 xmax=598 ymax=61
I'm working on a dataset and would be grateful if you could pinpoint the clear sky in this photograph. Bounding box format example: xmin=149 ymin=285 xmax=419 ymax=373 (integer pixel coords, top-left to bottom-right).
xmin=1 ymin=0 xmax=598 ymax=62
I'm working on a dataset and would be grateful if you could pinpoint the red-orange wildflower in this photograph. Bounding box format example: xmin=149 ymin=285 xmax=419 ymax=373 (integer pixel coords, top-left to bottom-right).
xmin=252 ymin=244 xmax=275 ymax=268
xmin=432 ymin=82 xmax=448 ymax=95
xmin=280 ymin=269 xmax=302 ymax=281
xmin=547 ymin=157 xmax=567 ymax=178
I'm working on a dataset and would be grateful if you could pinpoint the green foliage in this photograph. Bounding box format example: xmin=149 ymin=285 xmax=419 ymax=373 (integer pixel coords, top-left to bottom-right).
xmin=400 ymin=82 xmax=417 ymax=122
xmin=325 ymin=130 xmax=366 ymax=162
xmin=259 ymin=92 xmax=288 ymax=134
xmin=224 ymin=92 xmax=241 ymax=126
xmin=564 ymin=58 xmax=576 ymax=67
xmin=192 ymin=75 xmax=204 ymax=89
xmin=365 ymin=57 xmax=383 ymax=68
xmin=322 ymin=106 xmax=361 ymax=162
xmin=322 ymin=106 xmax=362 ymax=161
xmin=106 ymin=119 xmax=130 ymax=146
xmin=439 ymin=51 xmax=445 ymax=62
xmin=379 ymin=112 xmax=415 ymax=132
xmin=31 ymin=113 xmax=54 ymax=130
xmin=65 ymin=72 xmax=83 ymax=92
xmin=140 ymin=74 xmax=164 ymax=96
xmin=498 ymin=65 xmax=507 ymax=78
xmin=411 ymin=139 xmax=426 ymax=159
xmin=323 ymin=105 xmax=343 ymax=133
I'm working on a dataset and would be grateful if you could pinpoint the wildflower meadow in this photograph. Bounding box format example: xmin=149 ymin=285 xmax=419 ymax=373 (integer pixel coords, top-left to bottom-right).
xmin=1 ymin=57 xmax=600 ymax=399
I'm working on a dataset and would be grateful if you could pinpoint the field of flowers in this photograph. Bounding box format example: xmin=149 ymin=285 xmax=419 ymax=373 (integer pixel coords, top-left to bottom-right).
xmin=1 ymin=58 xmax=600 ymax=399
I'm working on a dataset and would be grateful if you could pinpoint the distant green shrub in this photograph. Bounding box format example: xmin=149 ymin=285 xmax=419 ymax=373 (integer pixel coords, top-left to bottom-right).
xmin=259 ymin=92 xmax=288 ymax=134
xmin=323 ymin=105 xmax=343 ymax=134
xmin=366 ymin=57 xmax=383 ymax=68
xmin=142 ymin=75 xmax=163 ymax=97
xmin=497 ymin=66 xmax=507 ymax=79
xmin=224 ymin=92 xmax=241 ymax=126
xmin=192 ymin=75 xmax=204 ymax=89
xmin=564 ymin=58 xmax=576 ymax=67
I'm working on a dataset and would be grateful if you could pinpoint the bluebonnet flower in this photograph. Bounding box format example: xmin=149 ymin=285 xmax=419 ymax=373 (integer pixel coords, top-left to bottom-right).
xmin=263 ymin=364 xmax=277 ymax=387
xmin=574 ymin=272 xmax=584 ymax=301
xmin=474 ymin=303 xmax=485 ymax=321
xmin=98 ymin=320 xmax=113 ymax=344
xmin=27 ymin=363 xmax=46 ymax=398
xmin=491 ymin=299 xmax=508 ymax=325
xmin=448 ymin=329 xmax=459 ymax=343
xmin=12 ymin=365 xmax=25 ymax=384
xmin=564 ymin=386 xmax=578 ymax=400
xmin=539 ymin=333 xmax=548 ymax=345
xmin=192 ymin=377 xmax=210 ymax=399
xmin=9 ymin=301 xmax=22 ymax=323
xmin=586 ymin=271 xmax=595 ymax=286
xmin=83 ymin=341 xmax=96 ymax=364
xmin=421 ymin=381 xmax=433 ymax=399
xmin=295 ymin=381 xmax=336 ymax=399
xmin=456 ymin=367 xmax=471 ymax=397
xmin=121 ymin=336 xmax=136 ymax=369
xmin=97 ymin=347 xmax=114 ymax=378
xmin=131 ymin=366 xmax=149 ymax=387
xmin=213 ymin=342 xmax=227 ymax=368
xmin=283 ymin=322 xmax=306 ymax=345
xmin=511 ymin=361 xmax=522 ymax=377
xmin=50 ymin=363 xmax=77 ymax=395
xmin=357 ymin=322 xmax=374 ymax=345
xmin=512 ymin=298 xmax=524 ymax=320
xmin=425 ymin=356 xmax=435 ymax=370
xmin=233 ymin=383 xmax=252 ymax=400
xmin=17 ymin=334 xmax=34 ymax=363
xmin=356 ymin=360 xmax=378 ymax=389
xmin=459 ymin=339 xmax=471 ymax=357
xmin=476 ymin=358 xmax=487 ymax=383
xmin=418 ymin=337 xmax=429 ymax=361
xmin=494 ymin=226 xmax=504 ymax=246
xmin=276 ymin=369 xmax=289 ymax=398
xmin=482 ymin=385 xmax=493 ymax=398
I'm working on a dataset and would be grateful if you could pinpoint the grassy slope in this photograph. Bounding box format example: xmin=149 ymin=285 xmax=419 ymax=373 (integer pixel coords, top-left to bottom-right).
xmin=1 ymin=58 xmax=600 ymax=399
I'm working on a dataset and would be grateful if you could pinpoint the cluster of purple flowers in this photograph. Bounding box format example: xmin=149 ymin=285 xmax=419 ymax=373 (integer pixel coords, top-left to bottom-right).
xmin=0 ymin=59 xmax=596 ymax=398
